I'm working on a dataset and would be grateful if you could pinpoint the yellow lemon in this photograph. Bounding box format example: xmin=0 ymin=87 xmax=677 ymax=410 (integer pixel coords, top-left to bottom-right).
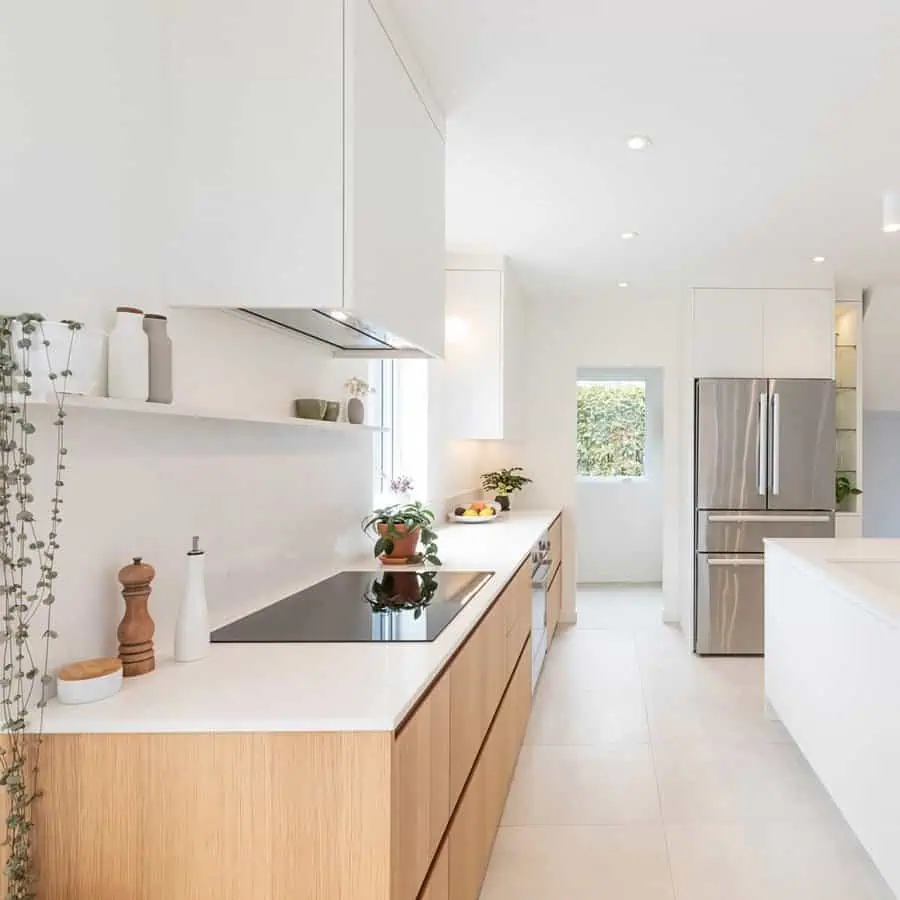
xmin=462 ymin=508 xmax=478 ymax=517
xmin=478 ymin=508 xmax=494 ymax=517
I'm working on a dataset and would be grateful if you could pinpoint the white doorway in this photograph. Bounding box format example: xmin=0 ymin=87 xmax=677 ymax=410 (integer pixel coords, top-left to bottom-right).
xmin=575 ymin=367 xmax=664 ymax=590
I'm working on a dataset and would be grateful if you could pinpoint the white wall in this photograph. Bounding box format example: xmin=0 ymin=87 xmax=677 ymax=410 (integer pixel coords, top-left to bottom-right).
xmin=1 ymin=307 xmax=373 ymax=672
xmin=519 ymin=293 xmax=685 ymax=623
xmin=861 ymin=284 xmax=900 ymax=537
xmin=576 ymin=368 xmax=664 ymax=584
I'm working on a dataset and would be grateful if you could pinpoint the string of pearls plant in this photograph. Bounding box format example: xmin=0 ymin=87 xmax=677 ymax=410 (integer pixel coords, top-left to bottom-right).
xmin=0 ymin=314 xmax=79 ymax=899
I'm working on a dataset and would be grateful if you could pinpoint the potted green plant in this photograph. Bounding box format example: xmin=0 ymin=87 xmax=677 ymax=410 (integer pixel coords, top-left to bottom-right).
xmin=0 ymin=313 xmax=79 ymax=897
xmin=362 ymin=501 xmax=442 ymax=566
xmin=835 ymin=475 xmax=862 ymax=510
xmin=480 ymin=467 xmax=533 ymax=512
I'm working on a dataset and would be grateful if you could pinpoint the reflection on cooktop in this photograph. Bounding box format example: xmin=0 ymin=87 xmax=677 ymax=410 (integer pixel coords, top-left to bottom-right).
xmin=210 ymin=570 xmax=494 ymax=644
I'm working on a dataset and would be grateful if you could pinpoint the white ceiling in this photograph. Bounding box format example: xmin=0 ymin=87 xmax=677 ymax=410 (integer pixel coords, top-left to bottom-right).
xmin=392 ymin=0 xmax=900 ymax=299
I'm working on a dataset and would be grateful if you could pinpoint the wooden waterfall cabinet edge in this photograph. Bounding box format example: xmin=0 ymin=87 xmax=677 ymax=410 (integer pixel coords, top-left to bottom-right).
xmin=31 ymin=558 xmax=535 ymax=900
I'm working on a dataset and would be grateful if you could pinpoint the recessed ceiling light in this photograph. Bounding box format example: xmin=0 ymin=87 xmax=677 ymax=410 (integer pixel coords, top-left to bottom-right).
xmin=626 ymin=135 xmax=652 ymax=151
xmin=329 ymin=310 xmax=349 ymax=321
xmin=617 ymin=281 xmax=630 ymax=288
xmin=812 ymin=256 xmax=826 ymax=263
xmin=621 ymin=231 xmax=639 ymax=240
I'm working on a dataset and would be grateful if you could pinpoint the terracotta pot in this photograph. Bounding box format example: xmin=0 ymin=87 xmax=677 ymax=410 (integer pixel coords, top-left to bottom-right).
xmin=376 ymin=523 xmax=421 ymax=561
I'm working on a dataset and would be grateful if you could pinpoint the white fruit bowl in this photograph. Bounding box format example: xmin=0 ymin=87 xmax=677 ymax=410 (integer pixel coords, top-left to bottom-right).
xmin=451 ymin=514 xmax=500 ymax=524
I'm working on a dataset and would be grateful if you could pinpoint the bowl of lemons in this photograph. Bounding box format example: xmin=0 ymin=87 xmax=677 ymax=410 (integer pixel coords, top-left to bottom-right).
xmin=451 ymin=502 xmax=501 ymax=523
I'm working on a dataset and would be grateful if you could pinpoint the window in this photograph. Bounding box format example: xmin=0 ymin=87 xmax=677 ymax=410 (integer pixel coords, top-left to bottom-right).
xmin=576 ymin=379 xmax=646 ymax=478
xmin=371 ymin=359 xmax=428 ymax=503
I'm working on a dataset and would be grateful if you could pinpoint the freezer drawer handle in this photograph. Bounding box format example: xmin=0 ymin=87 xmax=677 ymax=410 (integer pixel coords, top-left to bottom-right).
xmin=707 ymin=514 xmax=832 ymax=524
xmin=706 ymin=558 xmax=765 ymax=567
xmin=757 ymin=392 xmax=767 ymax=496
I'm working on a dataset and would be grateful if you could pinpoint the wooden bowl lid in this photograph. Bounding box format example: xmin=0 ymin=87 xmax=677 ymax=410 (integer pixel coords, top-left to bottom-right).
xmin=57 ymin=657 xmax=123 ymax=682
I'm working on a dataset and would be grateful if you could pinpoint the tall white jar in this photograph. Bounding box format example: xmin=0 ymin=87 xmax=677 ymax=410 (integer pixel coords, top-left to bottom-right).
xmin=107 ymin=306 xmax=149 ymax=401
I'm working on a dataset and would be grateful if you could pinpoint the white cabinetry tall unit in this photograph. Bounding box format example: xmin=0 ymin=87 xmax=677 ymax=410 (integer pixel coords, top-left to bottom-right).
xmin=443 ymin=255 xmax=524 ymax=440
xmin=166 ymin=0 xmax=446 ymax=357
xmin=692 ymin=289 xmax=835 ymax=378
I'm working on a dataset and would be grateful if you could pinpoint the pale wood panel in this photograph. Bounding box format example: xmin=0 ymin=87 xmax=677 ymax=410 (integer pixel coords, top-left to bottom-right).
xmin=392 ymin=673 xmax=450 ymax=900
xmin=34 ymin=731 xmax=392 ymax=900
xmin=449 ymin=615 xmax=488 ymax=807
xmin=547 ymin=565 xmax=562 ymax=645
xmin=503 ymin=561 xmax=531 ymax=678
xmin=483 ymin=599 xmax=508 ymax=732
xmin=548 ymin=515 xmax=563 ymax=568
xmin=448 ymin=641 xmax=531 ymax=900
xmin=419 ymin=839 xmax=449 ymax=900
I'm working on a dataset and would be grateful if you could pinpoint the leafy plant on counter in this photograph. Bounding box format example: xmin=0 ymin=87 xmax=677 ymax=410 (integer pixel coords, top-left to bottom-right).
xmin=480 ymin=467 xmax=532 ymax=498
xmin=361 ymin=501 xmax=442 ymax=567
xmin=835 ymin=475 xmax=862 ymax=506
xmin=0 ymin=314 xmax=79 ymax=899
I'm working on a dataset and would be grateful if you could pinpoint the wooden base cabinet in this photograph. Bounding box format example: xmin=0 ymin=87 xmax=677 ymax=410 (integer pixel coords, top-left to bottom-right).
xmin=31 ymin=563 xmax=536 ymax=900
xmin=448 ymin=640 xmax=531 ymax=900
xmin=547 ymin=564 xmax=562 ymax=644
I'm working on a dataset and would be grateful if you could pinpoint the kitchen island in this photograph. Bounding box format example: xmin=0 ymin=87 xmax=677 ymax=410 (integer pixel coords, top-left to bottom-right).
xmin=765 ymin=538 xmax=900 ymax=899
xmin=34 ymin=509 xmax=564 ymax=900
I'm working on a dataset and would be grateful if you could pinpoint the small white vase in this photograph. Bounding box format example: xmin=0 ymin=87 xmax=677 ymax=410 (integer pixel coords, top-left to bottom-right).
xmin=108 ymin=306 xmax=149 ymax=401
xmin=174 ymin=537 xmax=209 ymax=663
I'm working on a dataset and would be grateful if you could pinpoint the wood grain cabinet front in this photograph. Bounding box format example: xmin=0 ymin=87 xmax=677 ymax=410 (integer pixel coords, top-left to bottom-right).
xmin=448 ymin=640 xmax=531 ymax=900
xmin=392 ymin=674 xmax=450 ymax=900
xmin=547 ymin=565 xmax=562 ymax=645
xmin=503 ymin=561 xmax=532 ymax=681
xmin=418 ymin=840 xmax=449 ymax=900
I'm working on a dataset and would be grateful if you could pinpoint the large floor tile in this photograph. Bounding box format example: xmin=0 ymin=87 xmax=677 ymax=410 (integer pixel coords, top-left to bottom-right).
xmin=525 ymin=687 xmax=649 ymax=746
xmin=665 ymin=821 xmax=895 ymax=900
xmin=653 ymin=741 xmax=843 ymax=824
xmin=576 ymin=585 xmax=664 ymax=630
xmin=479 ymin=825 xmax=675 ymax=900
xmin=502 ymin=744 xmax=661 ymax=826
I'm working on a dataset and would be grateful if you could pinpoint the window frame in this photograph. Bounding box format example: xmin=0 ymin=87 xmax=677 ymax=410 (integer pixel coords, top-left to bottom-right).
xmin=575 ymin=376 xmax=649 ymax=482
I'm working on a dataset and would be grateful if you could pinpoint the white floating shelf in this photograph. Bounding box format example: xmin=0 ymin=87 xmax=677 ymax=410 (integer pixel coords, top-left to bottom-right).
xmin=32 ymin=395 xmax=387 ymax=433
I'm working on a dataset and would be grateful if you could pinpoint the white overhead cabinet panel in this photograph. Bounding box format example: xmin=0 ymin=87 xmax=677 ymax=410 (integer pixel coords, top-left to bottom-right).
xmin=692 ymin=289 xmax=834 ymax=378
xmin=762 ymin=290 xmax=834 ymax=379
xmin=166 ymin=0 xmax=446 ymax=357
xmin=692 ymin=290 xmax=764 ymax=377
xmin=444 ymin=258 xmax=523 ymax=440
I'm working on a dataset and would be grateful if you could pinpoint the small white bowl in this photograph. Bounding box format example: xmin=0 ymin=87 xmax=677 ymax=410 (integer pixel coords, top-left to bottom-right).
xmin=56 ymin=659 xmax=123 ymax=705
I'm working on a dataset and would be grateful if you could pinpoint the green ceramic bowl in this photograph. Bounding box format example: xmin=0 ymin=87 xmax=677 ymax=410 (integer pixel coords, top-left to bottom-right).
xmin=294 ymin=399 xmax=327 ymax=420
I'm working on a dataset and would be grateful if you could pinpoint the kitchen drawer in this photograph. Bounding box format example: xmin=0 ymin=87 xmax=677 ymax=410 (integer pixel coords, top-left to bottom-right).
xmin=503 ymin=561 xmax=531 ymax=679
xmin=696 ymin=554 xmax=764 ymax=654
xmin=418 ymin=840 xmax=448 ymax=900
xmin=548 ymin=515 xmax=562 ymax=562
xmin=546 ymin=564 xmax=562 ymax=644
xmin=393 ymin=674 xmax=450 ymax=900
xmin=696 ymin=511 xmax=833 ymax=554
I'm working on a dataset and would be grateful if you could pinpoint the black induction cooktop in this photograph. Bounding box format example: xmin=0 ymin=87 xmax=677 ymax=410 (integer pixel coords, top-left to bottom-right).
xmin=210 ymin=570 xmax=494 ymax=644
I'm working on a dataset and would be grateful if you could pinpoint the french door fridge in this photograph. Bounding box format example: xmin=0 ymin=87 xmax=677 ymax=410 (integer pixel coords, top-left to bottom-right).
xmin=694 ymin=378 xmax=835 ymax=655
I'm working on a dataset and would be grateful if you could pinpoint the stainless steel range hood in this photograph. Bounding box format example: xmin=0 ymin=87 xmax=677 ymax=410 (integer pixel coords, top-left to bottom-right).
xmin=235 ymin=307 xmax=433 ymax=358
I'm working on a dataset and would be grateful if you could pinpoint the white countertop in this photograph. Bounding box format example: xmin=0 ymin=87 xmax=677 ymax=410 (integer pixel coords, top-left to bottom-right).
xmin=765 ymin=537 xmax=900 ymax=629
xmin=40 ymin=509 xmax=561 ymax=734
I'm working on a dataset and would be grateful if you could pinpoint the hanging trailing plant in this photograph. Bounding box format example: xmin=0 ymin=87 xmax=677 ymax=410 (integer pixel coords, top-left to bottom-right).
xmin=0 ymin=314 xmax=79 ymax=899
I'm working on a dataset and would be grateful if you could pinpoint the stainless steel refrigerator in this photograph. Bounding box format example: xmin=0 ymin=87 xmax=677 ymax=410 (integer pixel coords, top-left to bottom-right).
xmin=694 ymin=378 xmax=835 ymax=655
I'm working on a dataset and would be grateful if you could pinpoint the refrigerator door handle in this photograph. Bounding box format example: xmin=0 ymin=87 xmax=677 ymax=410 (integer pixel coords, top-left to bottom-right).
xmin=706 ymin=558 xmax=765 ymax=567
xmin=772 ymin=392 xmax=781 ymax=495
xmin=757 ymin=392 xmax=767 ymax=496
xmin=707 ymin=514 xmax=832 ymax=524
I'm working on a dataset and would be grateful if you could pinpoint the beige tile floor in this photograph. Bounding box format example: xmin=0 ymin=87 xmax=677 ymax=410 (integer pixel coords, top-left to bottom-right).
xmin=479 ymin=584 xmax=894 ymax=900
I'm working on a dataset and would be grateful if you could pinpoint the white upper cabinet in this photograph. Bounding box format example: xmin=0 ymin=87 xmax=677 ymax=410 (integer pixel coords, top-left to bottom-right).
xmin=692 ymin=289 xmax=834 ymax=378
xmin=762 ymin=290 xmax=834 ymax=378
xmin=692 ymin=290 xmax=765 ymax=377
xmin=165 ymin=0 xmax=446 ymax=357
xmin=444 ymin=257 xmax=523 ymax=440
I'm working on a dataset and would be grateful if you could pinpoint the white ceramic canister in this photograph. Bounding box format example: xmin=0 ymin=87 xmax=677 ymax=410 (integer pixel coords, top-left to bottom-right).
xmin=107 ymin=306 xmax=149 ymax=401
xmin=142 ymin=314 xmax=173 ymax=404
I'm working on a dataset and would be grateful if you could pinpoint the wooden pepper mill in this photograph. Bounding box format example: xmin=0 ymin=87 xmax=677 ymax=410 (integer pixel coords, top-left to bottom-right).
xmin=117 ymin=557 xmax=156 ymax=677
